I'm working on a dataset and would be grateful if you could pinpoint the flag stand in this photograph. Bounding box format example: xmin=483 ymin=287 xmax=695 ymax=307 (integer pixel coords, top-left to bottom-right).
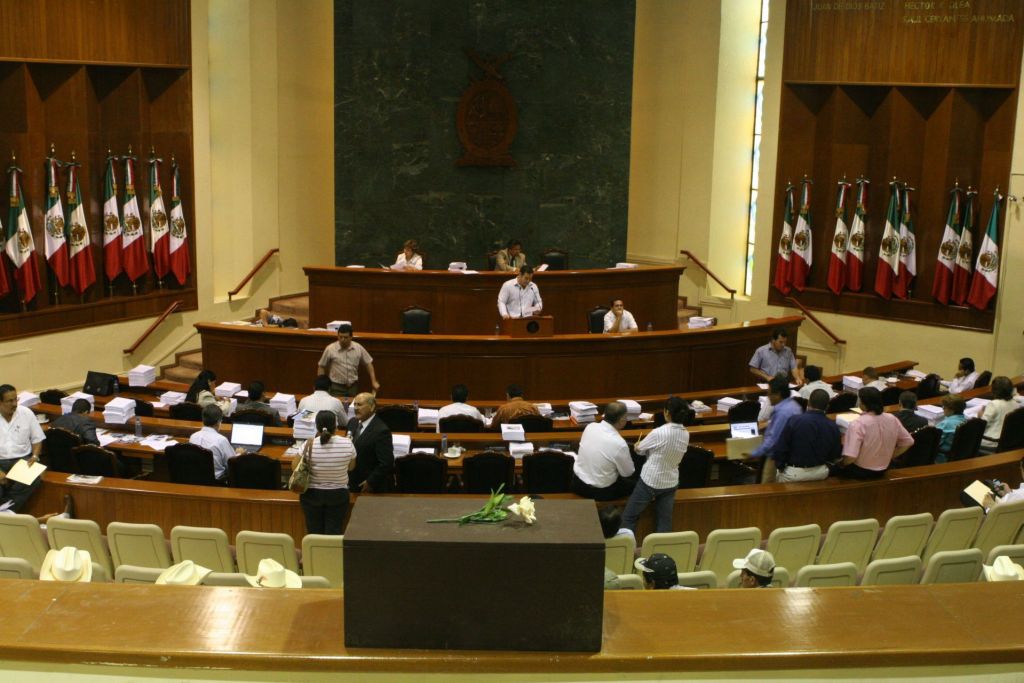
xmin=131 ymin=280 xmax=138 ymax=295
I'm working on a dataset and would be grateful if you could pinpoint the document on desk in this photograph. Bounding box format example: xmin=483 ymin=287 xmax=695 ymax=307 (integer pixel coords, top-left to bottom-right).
xmin=5 ymin=459 xmax=47 ymax=486
xmin=501 ymin=424 xmax=526 ymax=442
xmin=141 ymin=435 xmax=174 ymax=452
xmin=97 ymin=430 xmax=120 ymax=447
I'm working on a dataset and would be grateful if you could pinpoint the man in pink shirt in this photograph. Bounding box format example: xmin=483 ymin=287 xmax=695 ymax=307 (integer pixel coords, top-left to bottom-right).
xmin=833 ymin=387 xmax=913 ymax=479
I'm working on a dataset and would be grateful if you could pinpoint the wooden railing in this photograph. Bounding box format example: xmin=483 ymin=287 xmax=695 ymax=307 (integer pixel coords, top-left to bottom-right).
xmin=679 ymin=250 xmax=737 ymax=298
xmin=228 ymin=248 xmax=280 ymax=301
xmin=786 ymin=296 xmax=846 ymax=345
xmin=122 ymin=300 xmax=183 ymax=355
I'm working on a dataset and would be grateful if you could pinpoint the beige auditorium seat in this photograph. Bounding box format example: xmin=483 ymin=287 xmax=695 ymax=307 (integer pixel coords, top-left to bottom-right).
xmin=639 ymin=531 xmax=699 ymax=574
xmin=973 ymin=499 xmax=1024 ymax=558
xmin=107 ymin=522 xmax=172 ymax=569
xmin=300 ymin=576 xmax=331 ymax=589
xmin=202 ymin=572 xmax=250 ymax=587
xmin=0 ymin=514 xmax=50 ymax=573
xmin=697 ymin=527 xmax=762 ymax=587
xmin=816 ymin=519 xmax=879 ymax=571
xmin=920 ymin=549 xmax=984 ymax=584
xmin=794 ymin=562 xmax=859 ymax=588
xmin=765 ymin=524 xmax=821 ymax=579
xmin=872 ymin=513 xmax=934 ymax=561
xmin=615 ymin=574 xmax=644 ymax=590
xmin=676 ymin=570 xmax=718 ymax=589
xmin=604 ymin=533 xmax=636 ymax=575
xmin=986 ymin=544 xmax=1024 ymax=565
xmin=921 ymin=508 xmax=984 ymax=564
xmin=114 ymin=565 xmax=164 ymax=584
xmin=235 ymin=531 xmax=299 ymax=574
xmin=861 ymin=556 xmax=922 ymax=585
xmin=0 ymin=557 xmax=35 ymax=580
xmin=170 ymin=526 xmax=235 ymax=573
xmin=46 ymin=518 xmax=114 ymax=578
xmin=91 ymin=562 xmax=111 ymax=583
xmin=301 ymin=535 xmax=344 ymax=588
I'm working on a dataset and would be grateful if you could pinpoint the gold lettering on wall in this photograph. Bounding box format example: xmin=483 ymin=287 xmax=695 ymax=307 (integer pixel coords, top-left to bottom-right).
xmin=812 ymin=2 xmax=887 ymax=10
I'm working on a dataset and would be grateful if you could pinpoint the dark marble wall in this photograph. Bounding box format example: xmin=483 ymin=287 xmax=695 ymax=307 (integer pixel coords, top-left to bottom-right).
xmin=334 ymin=0 xmax=635 ymax=270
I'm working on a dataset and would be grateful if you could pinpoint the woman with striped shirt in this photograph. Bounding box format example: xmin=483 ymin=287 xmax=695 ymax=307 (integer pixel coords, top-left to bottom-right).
xmin=300 ymin=411 xmax=356 ymax=535
xmin=621 ymin=397 xmax=692 ymax=534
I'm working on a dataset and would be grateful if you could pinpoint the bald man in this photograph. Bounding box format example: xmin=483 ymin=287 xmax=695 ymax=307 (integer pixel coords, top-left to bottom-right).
xmin=346 ymin=392 xmax=394 ymax=493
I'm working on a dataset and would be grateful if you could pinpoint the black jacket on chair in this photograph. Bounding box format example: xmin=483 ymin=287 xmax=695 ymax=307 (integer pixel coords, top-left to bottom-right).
xmin=347 ymin=414 xmax=395 ymax=492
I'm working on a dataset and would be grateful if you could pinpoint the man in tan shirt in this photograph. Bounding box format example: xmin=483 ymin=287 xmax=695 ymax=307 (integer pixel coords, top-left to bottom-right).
xmin=490 ymin=384 xmax=540 ymax=426
xmin=317 ymin=324 xmax=380 ymax=398
xmin=494 ymin=239 xmax=527 ymax=272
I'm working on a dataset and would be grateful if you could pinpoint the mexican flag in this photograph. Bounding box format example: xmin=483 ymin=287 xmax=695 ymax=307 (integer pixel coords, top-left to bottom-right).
xmin=121 ymin=154 xmax=149 ymax=282
xmin=5 ymin=164 xmax=42 ymax=303
xmin=789 ymin=179 xmax=813 ymax=291
xmin=168 ymin=160 xmax=191 ymax=286
xmin=102 ymin=156 xmax=123 ymax=282
xmin=873 ymin=181 xmax=901 ymax=299
xmin=66 ymin=162 xmax=97 ymax=295
xmin=966 ymin=191 xmax=1002 ymax=310
xmin=892 ymin=185 xmax=917 ymax=299
xmin=826 ymin=181 xmax=850 ymax=295
xmin=773 ymin=183 xmax=795 ymax=295
xmin=43 ymin=156 xmax=70 ymax=287
xmin=149 ymin=155 xmax=170 ymax=280
xmin=0 ymin=208 xmax=9 ymax=299
xmin=951 ymin=191 xmax=976 ymax=306
xmin=930 ymin=188 xmax=961 ymax=305
xmin=846 ymin=179 xmax=869 ymax=292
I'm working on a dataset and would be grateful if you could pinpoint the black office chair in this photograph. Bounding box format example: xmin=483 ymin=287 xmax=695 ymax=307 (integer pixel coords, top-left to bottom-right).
xmin=42 ymin=428 xmax=82 ymax=474
xmin=395 ymin=453 xmax=449 ymax=493
xmin=727 ymin=400 xmax=761 ymax=424
xmin=947 ymin=418 xmax=986 ymax=461
xmin=915 ymin=374 xmax=942 ymax=400
xmin=39 ymin=389 xmax=67 ymax=406
xmin=540 ymin=248 xmax=569 ymax=271
xmin=486 ymin=251 xmax=499 ymax=271
xmin=678 ymin=445 xmax=714 ymax=488
xmin=891 ymin=426 xmax=940 ymax=468
xmin=995 ymin=408 xmax=1024 ymax=453
xmin=73 ymin=445 xmax=124 ymax=478
xmin=879 ymin=386 xmax=902 ymax=406
xmin=227 ymin=453 xmax=282 ymax=490
xmin=230 ymin=409 xmax=278 ymax=427
xmin=510 ymin=414 xmax=554 ymax=432
xmin=973 ymin=371 xmax=993 ymax=389
xmin=165 ymin=443 xmax=219 ymax=486
xmin=376 ymin=405 xmax=418 ymax=432
xmin=400 ymin=306 xmax=432 ymax=334
xmin=462 ymin=452 xmax=515 ymax=494
xmin=521 ymin=450 xmax=573 ymax=493
xmin=587 ymin=306 xmax=609 ymax=334
xmin=169 ymin=402 xmax=204 ymax=422
xmin=826 ymin=393 xmax=857 ymax=413
xmin=437 ymin=415 xmax=485 ymax=433
xmin=133 ymin=399 xmax=155 ymax=417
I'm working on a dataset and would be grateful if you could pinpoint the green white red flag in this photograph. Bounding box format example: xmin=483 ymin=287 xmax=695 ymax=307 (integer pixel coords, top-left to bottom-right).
xmin=966 ymin=190 xmax=1001 ymax=310
xmin=892 ymin=185 xmax=916 ymax=299
xmin=5 ymin=163 xmax=42 ymax=303
xmin=826 ymin=180 xmax=850 ymax=295
xmin=873 ymin=180 xmax=901 ymax=299
xmin=102 ymin=156 xmax=123 ymax=282
xmin=930 ymin=186 xmax=961 ymax=305
xmin=789 ymin=178 xmax=813 ymax=291
xmin=65 ymin=161 xmax=97 ymax=295
xmin=121 ymin=153 xmax=149 ymax=281
xmin=846 ymin=178 xmax=869 ymax=291
xmin=43 ymin=155 xmax=70 ymax=287
xmin=772 ymin=183 xmax=795 ymax=294
xmin=148 ymin=154 xmax=170 ymax=279
xmin=950 ymin=190 xmax=976 ymax=306
xmin=168 ymin=159 xmax=191 ymax=285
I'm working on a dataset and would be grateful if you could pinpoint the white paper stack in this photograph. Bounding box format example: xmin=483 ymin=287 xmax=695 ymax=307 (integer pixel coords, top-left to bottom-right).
xmin=509 ymin=442 xmax=535 ymax=459
xmin=103 ymin=397 xmax=136 ymax=424
xmin=160 ymin=391 xmax=187 ymax=406
xmin=501 ymin=424 xmax=526 ymax=442
xmin=17 ymin=391 xmax=39 ymax=408
xmin=128 ymin=364 xmax=157 ymax=387
xmin=687 ymin=316 xmax=716 ymax=329
xmin=690 ymin=400 xmax=711 ymax=413
xmin=905 ymin=369 xmax=927 ymax=380
xmin=61 ymin=392 xmax=94 ymax=415
xmin=418 ymin=408 xmax=439 ymax=426
xmin=835 ymin=412 xmax=861 ymax=432
xmin=569 ymin=401 xmax=599 ymax=424
xmin=269 ymin=393 xmax=297 ymax=420
xmin=411 ymin=447 xmax=436 ymax=456
xmin=448 ymin=262 xmax=467 ymax=271
xmin=392 ymin=434 xmax=411 ymax=458
xmin=221 ymin=397 xmax=238 ymax=417
xmin=965 ymin=397 xmax=990 ymax=419
xmin=613 ymin=262 xmax=638 ymax=269
xmin=326 ymin=320 xmax=352 ymax=332
xmin=292 ymin=411 xmax=316 ymax=440
xmin=215 ymin=382 xmax=243 ymax=398
xmin=617 ymin=399 xmax=642 ymax=421
xmin=533 ymin=403 xmax=554 ymax=417
xmin=758 ymin=396 xmax=773 ymax=421
xmin=842 ymin=375 xmax=864 ymax=392
xmin=915 ymin=404 xmax=944 ymax=425
xmin=717 ymin=396 xmax=741 ymax=413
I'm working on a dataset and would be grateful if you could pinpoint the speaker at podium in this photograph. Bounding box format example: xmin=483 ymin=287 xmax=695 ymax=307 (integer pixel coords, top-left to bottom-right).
xmin=499 ymin=315 xmax=554 ymax=337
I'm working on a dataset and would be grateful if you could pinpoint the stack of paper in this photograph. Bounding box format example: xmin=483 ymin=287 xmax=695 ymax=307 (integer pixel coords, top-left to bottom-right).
xmin=448 ymin=262 xmax=467 ymax=271
xmin=533 ymin=403 xmax=554 ymax=417
xmin=17 ymin=391 xmax=39 ymax=408
xmin=690 ymin=400 xmax=711 ymax=414
xmin=220 ymin=398 xmax=238 ymax=417
xmin=160 ymin=391 xmax=187 ymax=406
xmin=326 ymin=320 xmax=351 ymax=332
xmin=835 ymin=412 xmax=861 ymax=432
xmin=128 ymin=365 xmax=157 ymax=387
xmin=418 ymin=408 xmax=439 ymax=426
xmin=61 ymin=392 xmax=94 ymax=415
xmin=965 ymin=397 xmax=990 ymax=419
xmin=613 ymin=262 xmax=638 ymax=269
xmin=392 ymin=434 xmax=411 ymax=458
xmin=509 ymin=442 xmax=534 ymax=459
xmin=842 ymin=375 xmax=864 ymax=392
xmin=569 ymin=401 xmax=599 ymax=424
xmin=215 ymin=382 xmax=243 ymax=398
xmin=103 ymin=397 xmax=136 ymax=425
xmin=905 ymin=369 xmax=927 ymax=380
xmin=716 ymin=396 xmax=741 ymax=413
xmin=501 ymin=424 xmax=526 ymax=442
xmin=687 ymin=316 xmax=716 ymax=329
xmin=617 ymin=399 xmax=642 ymax=421
xmin=292 ymin=411 xmax=317 ymax=440
xmin=915 ymin=404 xmax=944 ymax=425
xmin=269 ymin=393 xmax=297 ymax=420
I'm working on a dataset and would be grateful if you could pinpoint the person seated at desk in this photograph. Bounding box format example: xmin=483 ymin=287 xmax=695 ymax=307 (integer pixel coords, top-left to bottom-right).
xmin=497 ymin=265 xmax=543 ymax=320
xmin=981 ymin=376 xmax=1019 ymax=453
xmin=983 ymin=456 xmax=1024 ymax=508
xmin=347 ymin=392 xmax=394 ymax=493
xmin=894 ymin=391 xmax=928 ymax=433
xmin=604 ymin=299 xmax=638 ymax=334
xmin=734 ymin=549 xmax=777 ymax=588
xmin=571 ymin=401 xmax=635 ymax=501
xmin=830 ymin=387 xmax=913 ymax=480
xmin=437 ymin=383 xmax=485 ymax=432
xmin=0 ymin=383 xmax=45 ymax=513
xmin=298 ymin=375 xmax=346 ymax=422
xmin=51 ymin=398 xmax=99 ymax=446
xmin=634 ymin=553 xmax=689 ymax=590
xmin=490 ymin=384 xmax=540 ymax=427
xmin=188 ymin=404 xmax=239 ymax=481
xmin=862 ymin=366 xmax=888 ymax=391
xmin=494 ymin=239 xmax=526 ymax=272
xmin=242 ymin=381 xmax=282 ymax=427
xmin=393 ymin=239 xmax=423 ymax=270
xmin=946 ymin=357 xmax=979 ymax=394
xmin=318 ymin=324 xmax=380 ymax=398
xmin=798 ymin=365 xmax=836 ymax=400
xmin=186 ymin=369 xmax=233 ymax=410
xmin=748 ymin=327 xmax=803 ymax=384
xmin=772 ymin=389 xmax=840 ymax=483
xmin=935 ymin=393 xmax=967 ymax=463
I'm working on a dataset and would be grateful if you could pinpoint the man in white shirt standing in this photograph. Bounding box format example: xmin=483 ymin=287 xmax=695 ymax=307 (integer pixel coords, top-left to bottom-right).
xmin=188 ymin=404 xmax=239 ymax=481
xmin=603 ymin=299 xmax=638 ymax=334
xmin=436 ymin=383 xmax=485 ymax=432
xmin=298 ymin=376 xmax=346 ymax=422
xmin=497 ymin=265 xmax=543 ymax=320
xmin=0 ymin=384 xmax=45 ymax=512
xmin=571 ymin=401 xmax=635 ymax=500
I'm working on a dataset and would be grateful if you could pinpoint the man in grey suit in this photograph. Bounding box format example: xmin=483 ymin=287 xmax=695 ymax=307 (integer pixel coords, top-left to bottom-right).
xmin=347 ymin=392 xmax=394 ymax=493
xmin=51 ymin=399 xmax=99 ymax=446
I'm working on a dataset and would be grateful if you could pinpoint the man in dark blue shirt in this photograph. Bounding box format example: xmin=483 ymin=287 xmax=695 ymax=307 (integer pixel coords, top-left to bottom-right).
xmin=772 ymin=389 xmax=840 ymax=483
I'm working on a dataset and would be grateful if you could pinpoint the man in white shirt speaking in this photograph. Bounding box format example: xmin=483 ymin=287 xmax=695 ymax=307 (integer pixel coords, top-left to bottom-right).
xmin=497 ymin=265 xmax=543 ymax=320
xmin=571 ymin=401 xmax=635 ymax=500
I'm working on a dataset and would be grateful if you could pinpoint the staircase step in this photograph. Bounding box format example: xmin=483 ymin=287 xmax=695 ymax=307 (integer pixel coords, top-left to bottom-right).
xmin=163 ymin=365 xmax=201 ymax=384
xmin=178 ymin=351 xmax=204 ymax=370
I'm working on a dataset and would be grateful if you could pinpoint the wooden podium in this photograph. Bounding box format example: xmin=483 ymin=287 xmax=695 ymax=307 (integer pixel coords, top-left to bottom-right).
xmin=500 ymin=315 xmax=554 ymax=337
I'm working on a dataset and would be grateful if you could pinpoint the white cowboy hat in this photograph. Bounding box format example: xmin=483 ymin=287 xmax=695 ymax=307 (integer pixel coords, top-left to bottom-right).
xmin=245 ymin=558 xmax=301 ymax=589
xmin=40 ymin=547 xmax=93 ymax=583
xmin=156 ymin=560 xmax=213 ymax=586
xmin=983 ymin=555 xmax=1024 ymax=582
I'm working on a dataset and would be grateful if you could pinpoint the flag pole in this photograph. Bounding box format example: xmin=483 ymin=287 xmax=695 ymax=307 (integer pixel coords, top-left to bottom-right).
xmin=47 ymin=143 xmax=62 ymax=305
xmin=9 ymin=151 xmax=27 ymax=312
xmin=150 ymin=146 xmax=163 ymax=290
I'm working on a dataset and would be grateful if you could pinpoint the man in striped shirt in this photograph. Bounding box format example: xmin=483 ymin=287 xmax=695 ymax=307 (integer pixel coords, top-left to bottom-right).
xmin=621 ymin=397 xmax=691 ymax=533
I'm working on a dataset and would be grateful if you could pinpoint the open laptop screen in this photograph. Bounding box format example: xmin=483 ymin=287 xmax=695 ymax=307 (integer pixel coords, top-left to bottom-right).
xmin=230 ymin=423 xmax=264 ymax=449
xmin=730 ymin=422 xmax=759 ymax=439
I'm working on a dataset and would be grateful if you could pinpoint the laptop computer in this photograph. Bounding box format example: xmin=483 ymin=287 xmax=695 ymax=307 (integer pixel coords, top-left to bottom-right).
xmin=730 ymin=422 xmax=759 ymax=439
xmin=230 ymin=423 xmax=264 ymax=452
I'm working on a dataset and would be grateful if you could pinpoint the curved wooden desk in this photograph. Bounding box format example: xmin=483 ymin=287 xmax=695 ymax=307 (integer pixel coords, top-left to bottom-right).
xmin=196 ymin=316 xmax=802 ymax=400
xmin=304 ymin=264 xmax=685 ymax=334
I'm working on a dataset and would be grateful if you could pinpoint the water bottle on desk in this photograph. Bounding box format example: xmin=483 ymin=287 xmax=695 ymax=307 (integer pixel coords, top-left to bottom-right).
xmin=646 ymin=322 xmax=653 ymax=332
xmin=441 ymin=433 xmax=448 ymax=456
xmin=113 ymin=377 xmax=120 ymax=396
xmin=134 ymin=415 xmax=143 ymax=438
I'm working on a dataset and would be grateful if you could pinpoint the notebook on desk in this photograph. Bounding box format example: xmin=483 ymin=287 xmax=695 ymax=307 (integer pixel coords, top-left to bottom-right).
xmin=230 ymin=423 xmax=264 ymax=452
xmin=725 ymin=435 xmax=763 ymax=460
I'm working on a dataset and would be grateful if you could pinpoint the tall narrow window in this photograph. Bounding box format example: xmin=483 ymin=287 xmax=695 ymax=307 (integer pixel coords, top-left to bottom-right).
xmin=744 ymin=0 xmax=770 ymax=296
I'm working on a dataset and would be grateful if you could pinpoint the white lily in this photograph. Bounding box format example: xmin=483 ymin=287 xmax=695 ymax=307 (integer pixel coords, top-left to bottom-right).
xmin=508 ymin=496 xmax=536 ymax=524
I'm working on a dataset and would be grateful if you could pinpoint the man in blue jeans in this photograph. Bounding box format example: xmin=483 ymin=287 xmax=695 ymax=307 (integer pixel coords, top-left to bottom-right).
xmin=621 ymin=397 xmax=692 ymax=533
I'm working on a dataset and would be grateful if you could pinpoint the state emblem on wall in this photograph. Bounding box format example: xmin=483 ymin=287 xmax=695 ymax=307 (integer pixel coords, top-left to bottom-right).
xmin=456 ymin=50 xmax=517 ymax=167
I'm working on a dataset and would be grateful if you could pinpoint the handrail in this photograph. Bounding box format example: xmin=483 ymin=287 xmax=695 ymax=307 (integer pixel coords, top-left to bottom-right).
xmin=123 ymin=300 xmax=183 ymax=355
xmin=228 ymin=248 xmax=280 ymax=301
xmin=679 ymin=250 xmax=737 ymax=298
xmin=785 ymin=296 xmax=846 ymax=345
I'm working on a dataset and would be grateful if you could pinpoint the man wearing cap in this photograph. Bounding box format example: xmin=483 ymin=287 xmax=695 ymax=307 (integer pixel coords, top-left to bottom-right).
xmin=0 ymin=384 xmax=45 ymax=513
xmin=733 ymin=549 xmax=776 ymax=588
xmin=635 ymin=553 xmax=688 ymax=590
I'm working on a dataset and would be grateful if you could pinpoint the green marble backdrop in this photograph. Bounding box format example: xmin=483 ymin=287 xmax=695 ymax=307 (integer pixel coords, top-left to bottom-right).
xmin=334 ymin=0 xmax=635 ymax=270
